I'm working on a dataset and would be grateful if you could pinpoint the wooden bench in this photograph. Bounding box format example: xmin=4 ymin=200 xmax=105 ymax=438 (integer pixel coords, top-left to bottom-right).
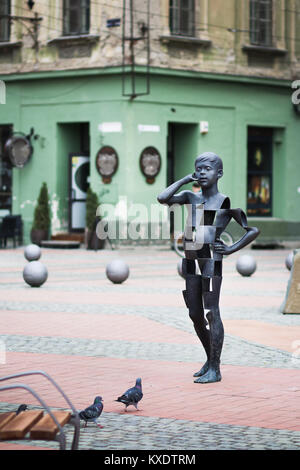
xmin=0 ymin=370 xmax=80 ymax=450
xmin=0 ymin=409 xmax=74 ymax=448
xmin=30 ymin=410 xmax=71 ymax=441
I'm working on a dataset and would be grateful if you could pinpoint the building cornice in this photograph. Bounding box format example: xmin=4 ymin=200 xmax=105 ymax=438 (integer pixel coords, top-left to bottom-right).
xmin=0 ymin=65 xmax=292 ymax=88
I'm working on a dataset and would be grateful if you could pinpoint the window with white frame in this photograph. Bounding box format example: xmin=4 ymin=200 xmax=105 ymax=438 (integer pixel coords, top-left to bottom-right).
xmin=0 ymin=0 xmax=11 ymax=42
xmin=63 ymin=0 xmax=90 ymax=36
xmin=169 ymin=0 xmax=195 ymax=37
xmin=249 ymin=0 xmax=273 ymax=46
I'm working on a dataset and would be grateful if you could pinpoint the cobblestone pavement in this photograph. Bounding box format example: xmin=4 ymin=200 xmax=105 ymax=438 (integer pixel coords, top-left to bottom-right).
xmin=0 ymin=245 xmax=299 ymax=451
xmin=0 ymin=333 xmax=298 ymax=369
xmin=0 ymin=402 xmax=299 ymax=450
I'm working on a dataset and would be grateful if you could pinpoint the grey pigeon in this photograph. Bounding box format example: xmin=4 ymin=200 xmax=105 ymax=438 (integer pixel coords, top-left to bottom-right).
xmin=115 ymin=378 xmax=143 ymax=412
xmin=79 ymin=396 xmax=104 ymax=428
xmin=16 ymin=404 xmax=28 ymax=415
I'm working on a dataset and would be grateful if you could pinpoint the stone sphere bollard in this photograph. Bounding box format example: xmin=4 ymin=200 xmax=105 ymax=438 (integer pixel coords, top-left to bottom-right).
xmin=106 ymin=259 xmax=129 ymax=284
xmin=236 ymin=254 xmax=257 ymax=277
xmin=285 ymin=251 xmax=294 ymax=271
xmin=24 ymin=244 xmax=41 ymax=262
xmin=23 ymin=261 xmax=48 ymax=287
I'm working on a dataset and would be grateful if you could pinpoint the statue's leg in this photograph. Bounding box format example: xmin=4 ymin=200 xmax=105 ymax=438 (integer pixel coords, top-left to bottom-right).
xmin=194 ymin=276 xmax=224 ymax=384
xmin=182 ymin=262 xmax=210 ymax=376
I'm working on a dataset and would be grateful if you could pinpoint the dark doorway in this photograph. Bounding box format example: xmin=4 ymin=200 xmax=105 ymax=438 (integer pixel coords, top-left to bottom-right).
xmin=167 ymin=122 xmax=198 ymax=237
xmin=247 ymin=126 xmax=273 ymax=217
xmin=68 ymin=123 xmax=90 ymax=232
xmin=167 ymin=123 xmax=176 ymax=238
xmin=167 ymin=122 xmax=198 ymax=186
xmin=167 ymin=123 xmax=175 ymax=187
xmin=0 ymin=124 xmax=13 ymax=213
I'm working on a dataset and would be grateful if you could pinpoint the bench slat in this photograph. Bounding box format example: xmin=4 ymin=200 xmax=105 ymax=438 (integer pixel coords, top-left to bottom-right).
xmin=0 ymin=410 xmax=44 ymax=440
xmin=0 ymin=412 xmax=16 ymax=430
xmin=30 ymin=411 xmax=71 ymax=440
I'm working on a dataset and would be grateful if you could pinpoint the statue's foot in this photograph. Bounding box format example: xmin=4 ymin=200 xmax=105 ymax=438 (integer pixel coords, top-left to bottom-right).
xmin=194 ymin=368 xmax=221 ymax=384
xmin=193 ymin=361 xmax=209 ymax=377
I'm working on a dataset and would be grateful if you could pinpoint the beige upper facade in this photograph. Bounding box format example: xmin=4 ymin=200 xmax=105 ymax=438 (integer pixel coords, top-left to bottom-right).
xmin=0 ymin=0 xmax=300 ymax=79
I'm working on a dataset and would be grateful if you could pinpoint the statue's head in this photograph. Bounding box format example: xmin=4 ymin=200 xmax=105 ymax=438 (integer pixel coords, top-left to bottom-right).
xmin=195 ymin=152 xmax=223 ymax=171
xmin=194 ymin=152 xmax=223 ymax=187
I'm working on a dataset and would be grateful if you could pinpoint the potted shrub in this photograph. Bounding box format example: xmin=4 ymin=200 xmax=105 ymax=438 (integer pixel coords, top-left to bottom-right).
xmin=30 ymin=182 xmax=51 ymax=246
xmin=85 ymin=186 xmax=104 ymax=250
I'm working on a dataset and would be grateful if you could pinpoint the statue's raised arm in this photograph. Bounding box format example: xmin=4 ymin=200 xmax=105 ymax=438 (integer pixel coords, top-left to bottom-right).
xmin=157 ymin=173 xmax=196 ymax=206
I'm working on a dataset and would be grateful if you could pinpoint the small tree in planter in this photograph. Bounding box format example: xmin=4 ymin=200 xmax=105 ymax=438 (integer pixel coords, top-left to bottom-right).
xmin=85 ymin=186 xmax=104 ymax=250
xmin=30 ymin=182 xmax=51 ymax=246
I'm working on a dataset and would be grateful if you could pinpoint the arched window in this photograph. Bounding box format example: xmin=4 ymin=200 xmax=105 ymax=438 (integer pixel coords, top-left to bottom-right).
xmin=169 ymin=0 xmax=195 ymax=37
xmin=63 ymin=0 xmax=90 ymax=36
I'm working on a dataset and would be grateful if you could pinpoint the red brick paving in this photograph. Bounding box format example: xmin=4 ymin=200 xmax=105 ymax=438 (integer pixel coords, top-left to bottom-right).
xmin=0 ymin=247 xmax=299 ymax=450
xmin=1 ymin=352 xmax=299 ymax=431
xmin=0 ymin=442 xmax=52 ymax=450
xmin=0 ymin=310 xmax=198 ymax=344
xmin=0 ymin=287 xmax=283 ymax=309
xmin=1 ymin=310 xmax=299 ymax=353
xmin=223 ymin=319 xmax=300 ymax=352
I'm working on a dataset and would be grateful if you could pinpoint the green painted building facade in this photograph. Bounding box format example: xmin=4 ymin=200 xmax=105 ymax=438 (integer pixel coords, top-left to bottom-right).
xmin=1 ymin=66 xmax=299 ymax=244
xmin=1 ymin=1 xmax=300 ymax=245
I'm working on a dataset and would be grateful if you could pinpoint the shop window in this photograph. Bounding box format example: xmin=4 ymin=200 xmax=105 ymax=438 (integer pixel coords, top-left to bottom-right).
xmin=0 ymin=0 xmax=11 ymax=42
xmin=0 ymin=125 xmax=13 ymax=212
xmin=247 ymin=127 xmax=273 ymax=217
xmin=249 ymin=0 xmax=273 ymax=46
xmin=63 ymin=0 xmax=90 ymax=36
xmin=169 ymin=0 xmax=195 ymax=37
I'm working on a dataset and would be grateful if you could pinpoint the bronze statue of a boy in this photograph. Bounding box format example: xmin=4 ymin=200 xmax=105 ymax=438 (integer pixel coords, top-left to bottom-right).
xmin=157 ymin=152 xmax=259 ymax=384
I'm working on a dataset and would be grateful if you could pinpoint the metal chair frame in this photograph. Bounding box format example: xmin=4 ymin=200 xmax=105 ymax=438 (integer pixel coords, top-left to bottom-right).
xmin=0 ymin=370 xmax=80 ymax=450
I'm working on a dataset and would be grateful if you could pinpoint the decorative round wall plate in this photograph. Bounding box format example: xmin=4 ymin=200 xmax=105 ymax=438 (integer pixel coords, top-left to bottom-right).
xmin=140 ymin=146 xmax=161 ymax=183
xmin=4 ymin=134 xmax=33 ymax=168
xmin=96 ymin=146 xmax=118 ymax=183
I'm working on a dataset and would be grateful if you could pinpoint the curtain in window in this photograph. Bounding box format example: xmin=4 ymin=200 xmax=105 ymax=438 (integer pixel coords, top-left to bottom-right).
xmin=250 ymin=0 xmax=273 ymax=46
xmin=63 ymin=0 xmax=90 ymax=36
xmin=169 ymin=0 xmax=195 ymax=37
xmin=0 ymin=0 xmax=10 ymax=42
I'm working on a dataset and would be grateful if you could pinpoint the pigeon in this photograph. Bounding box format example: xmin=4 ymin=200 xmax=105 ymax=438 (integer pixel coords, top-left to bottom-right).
xmin=16 ymin=404 xmax=28 ymax=415
xmin=115 ymin=378 xmax=143 ymax=412
xmin=79 ymin=396 xmax=104 ymax=428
